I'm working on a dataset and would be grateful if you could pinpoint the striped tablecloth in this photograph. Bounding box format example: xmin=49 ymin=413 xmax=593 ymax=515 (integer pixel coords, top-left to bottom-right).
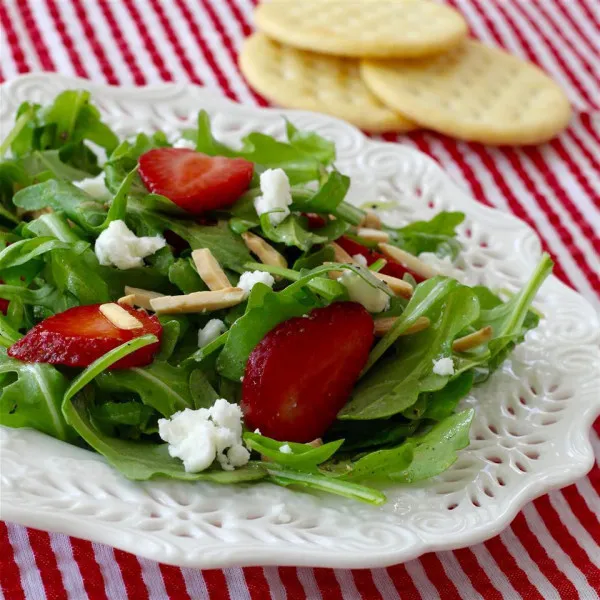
xmin=1 ymin=0 xmax=599 ymax=598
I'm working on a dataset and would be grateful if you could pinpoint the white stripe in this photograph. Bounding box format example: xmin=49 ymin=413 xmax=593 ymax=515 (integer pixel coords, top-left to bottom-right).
xmin=537 ymin=0 xmax=600 ymax=67
xmin=137 ymin=555 xmax=170 ymax=600
xmin=558 ymin=131 xmax=600 ymax=202
xmin=262 ymin=567 xmax=286 ymax=599
xmin=591 ymin=430 xmax=600 ymax=460
xmin=334 ymin=568 xmax=362 ymax=600
xmin=556 ymin=0 xmax=600 ymax=54
xmin=26 ymin=0 xmax=77 ymax=76
xmin=296 ymin=568 xmax=323 ymax=600
xmin=6 ymin=524 xmax=47 ymax=600
xmin=569 ymin=116 xmax=600 ymax=182
xmin=92 ymin=543 xmax=129 ymax=600
xmin=48 ymin=532 xmax=88 ymax=599
xmin=180 ymin=566 xmax=210 ymax=599
xmin=468 ymin=544 xmax=520 ymax=598
xmin=370 ymin=568 xmax=401 ymax=600
xmin=0 ymin=31 xmax=18 ymax=80
xmin=522 ymin=503 xmax=598 ymax=598
xmin=498 ymin=526 xmax=559 ymax=599
xmin=224 ymin=567 xmax=251 ymax=600
xmin=548 ymin=491 xmax=600 ymax=569
xmin=231 ymin=0 xmax=256 ymax=30
xmin=404 ymin=560 xmax=440 ymax=600
xmin=3 ymin=0 xmax=43 ymax=72
xmin=436 ymin=551 xmax=483 ymax=599
xmin=575 ymin=477 xmax=600 ymax=516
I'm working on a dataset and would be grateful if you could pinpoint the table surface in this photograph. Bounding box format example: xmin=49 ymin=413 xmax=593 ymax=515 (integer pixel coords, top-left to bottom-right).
xmin=1 ymin=0 xmax=599 ymax=598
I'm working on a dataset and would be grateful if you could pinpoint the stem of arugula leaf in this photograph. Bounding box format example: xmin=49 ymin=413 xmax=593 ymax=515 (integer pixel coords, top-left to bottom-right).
xmin=0 ymin=108 xmax=35 ymax=158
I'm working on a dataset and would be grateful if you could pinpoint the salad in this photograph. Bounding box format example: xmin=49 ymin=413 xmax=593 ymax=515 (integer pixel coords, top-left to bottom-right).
xmin=0 ymin=90 xmax=552 ymax=505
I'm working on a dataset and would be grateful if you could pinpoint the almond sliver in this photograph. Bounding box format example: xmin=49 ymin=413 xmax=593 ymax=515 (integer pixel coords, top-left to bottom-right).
xmin=191 ymin=248 xmax=231 ymax=291
xmin=453 ymin=326 xmax=493 ymax=352
xmin=360 ymin=210 xmax=382 ymax=230
xmin=378 ymin=243 xmax=437 ymax=279
xmin=356 ymin=228 xmax=390 ymax=243
xmin=373 ymin=272 xmax=413 ymax=299
xmin=123 ymin=286 xmax=165 ymax=311
xmin=99 ymin=303 xmax=143 ymax=330
xmin=242 ymin=231 xmax=287 ymax=268
xmin=150 ymin=287 xmax=245 ymax=315
xmin=328 ymin=242 xmax=354 ymax=264
xmin=374 ymin=315 xmax=430 ymax=337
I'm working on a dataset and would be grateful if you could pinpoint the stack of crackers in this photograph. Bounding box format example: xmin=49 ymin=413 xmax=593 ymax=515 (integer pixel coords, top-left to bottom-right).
xmin=239 ymin=0 xmax=571 ymax=145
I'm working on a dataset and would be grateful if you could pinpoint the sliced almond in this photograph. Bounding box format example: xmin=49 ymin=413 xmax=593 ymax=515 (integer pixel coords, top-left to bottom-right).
xmin=360 ymin=210 xmax=382 ymax=230
xmin=124 ymin=286 xmax=165 ymax=311
xmin=378 ymin=243 xmax=437 ymax=279
xmin=453 ymin=326 xmax=493 ymax=352
xmin=117 ymin=294 xmax=136 ymax=307
xmin=308 ymin=438 xmax=323 ymax=448
xmin=99 ymin=303 xmax=143 ymax=330
xmin=242 ymin=231 xmax=287 ymax=268
xmin=374 ymin=315 xmax=430 ymax=337
xmin=357 ymin=228 xmax=390 ymax=243
xmin=150 ymin=287 xmax=245 ymax=315
xmin=328 ymin=242 xmax=354 ymax=264
xmin=373 ymin=272 xmax=413 ymax=299
xmin=191 ymin=248 xmax=231 ymax=291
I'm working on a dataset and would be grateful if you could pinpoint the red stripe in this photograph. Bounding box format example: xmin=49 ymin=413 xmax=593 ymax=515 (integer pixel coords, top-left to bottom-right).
xmin=553 ymin=0 xmax=600 ymax=57
xmin=112 ymin=549 xmax=149 ymax=600
xmin=509 ymin=512 xmax=577 ymax=597
xmin=27 ymin=528 xmax=69 ymax=600
xmin=145 ymin=0 xmax=203 ymax=85
xmin=42 ymin=0 xmax=89 ymax=78
xmin=418 ymin=554 xmax=461 ymax=600
xmin=121 ymin=0 xmax=173 ymax=81
xmin=96 ymin=0 xmax=147 ymax=85
xmin=312 ymin=569 xmax=344 ymax=600
xmin=69 ymin=0 xmax=119 ymax=85
xmin=351 ymin=569 xmax=383 ymax=600
xmin=560 ymin=485 xmax=600 ymax=552
xmin=0 ymin=522 xmax=26 ymax=600
xmin=223 ymin=0 xmax=252 ymax=36
xmin=159 ymin=563 xmax=191 ymax=600
xmin=69 ymin=538 xmax=109 ymax=600
xmin=242 ymin=567 xmax=273 ymax=600
xmin=278 ymin=567 xmax=306 ymax=600
xmin=577 ymin=113 xmax=600 ymax=174
xmin=533 ymin=495 xmax=600 ymax=590
xmin=14 ymin=0 xmax=56 ymax=70
xmin=569 ymin=0 xmax=600 ymax=41
xmin=0 ymin=1 xmax=30 ymax=73
xmin=385 ymin=564 xmax=421 ymax=600
xmin=202 ymin=569 xmax=230 ymax=599
xmin=484 ymin=534 xmax=544 ymax=600
xmin=452 ymin=548 xmax=503 ymax=600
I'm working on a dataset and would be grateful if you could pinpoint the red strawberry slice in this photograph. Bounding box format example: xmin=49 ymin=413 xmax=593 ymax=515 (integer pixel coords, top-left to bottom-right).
xmin=139 ymin=148 xmax=253 ymax=214
xmin=8 ymin=304 xmax=162 ymax=369
xmin=303 ymin=213 xmax=327 ymax=229
xmin=241 ymin=302 xmax=374 ymax=442
xmin=336 ymin=236 xmax=425 ymax=283
xmin=0 ymin=280 xmax=9 ymax=315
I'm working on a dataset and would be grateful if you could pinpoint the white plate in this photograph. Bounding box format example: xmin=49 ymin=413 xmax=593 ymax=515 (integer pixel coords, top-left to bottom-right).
xmin=1 ymin=74 xmax=599 ymax=569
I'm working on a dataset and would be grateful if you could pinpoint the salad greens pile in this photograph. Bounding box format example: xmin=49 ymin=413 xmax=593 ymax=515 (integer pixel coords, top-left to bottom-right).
xmin=0 ymin=90 xmax=552 ymax=505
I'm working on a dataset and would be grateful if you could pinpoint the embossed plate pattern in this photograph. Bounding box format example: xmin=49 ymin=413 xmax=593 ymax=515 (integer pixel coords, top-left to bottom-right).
xmin=1 ymin=74 xmax=599 ymax=569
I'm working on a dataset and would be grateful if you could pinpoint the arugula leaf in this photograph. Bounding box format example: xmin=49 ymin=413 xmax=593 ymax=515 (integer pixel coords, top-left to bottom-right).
xmin=422 ymin=370 xmax=474 ymax=421
xmin=285 ymin=120 xmax=335 ymax=165
xmin=168 ymin=258 xmax=207 ymax=294
xmin=293 ymin=245 xmax=335 ymax=270
xmin=0 ymin=314 xmax=22 ymax=346
xmin=386 ymin=212 xmax=465 ymax=259
xmin=326 ymin=418 xmax=418 ymax=452
xmin=0 ymin=237 xmax=88 ymax=270
xmin=341 ymin=443 xmax=414 ymax=483
xmin=340 ymin=285 xmax=479 ymax=420
xmin=192 ymin=110 xmax=236 ymax=157
xmin=0 ymin=347 xmax=76 ymax=442
xmin=91 ymin=401 xmax=158 ymax=438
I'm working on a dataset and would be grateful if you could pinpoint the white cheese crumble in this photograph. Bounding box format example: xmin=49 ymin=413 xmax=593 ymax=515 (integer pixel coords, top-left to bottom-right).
xmin=95 ymin=220 xmax=166 ymax=270
xmin=254 ymin=168 xmax=292 ymax=226
xmin=237 ymin=270 xmax=275 ymax=299
xmin=198 ymin=319 xmax=226 ymax=347
xmin=432 ymin=357 xmax=455 ymax=376
xmin=279 ymin=444 xmax=293 ymax=454
xmin=158 ymin=399 xmax=250 ymax=473
xmin=172 ymin=138 xmax=197 ymax=149
xmin=352 ymin=254 xmax=368 ymax=267
xmin=338 ymin=271 xmax=390 ymax=313
xmin=74 ymin=173 xmax=111 ymax=201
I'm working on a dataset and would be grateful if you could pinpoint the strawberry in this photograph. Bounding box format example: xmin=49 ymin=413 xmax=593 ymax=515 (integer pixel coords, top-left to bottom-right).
xmin=0 ymin=280 xmax=8 ymax=315
xmin=303 ymin=213 xmax=327 ymax=229
xmin=8 ymin=304 xmax=162 ymax=369
xmin=139 ymin=148 xmax=253 ymax=214
xmin=241 ymin=302 xmax=374 ymax=442
xmin=336 ymin=236 xmax=425 ymax=283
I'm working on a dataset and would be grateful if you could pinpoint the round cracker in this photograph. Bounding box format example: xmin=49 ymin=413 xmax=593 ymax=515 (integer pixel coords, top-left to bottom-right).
xmin=361 ymin=41 xmax=572 ymax=145
xmin=254 ymin=0 xmax=467 ymax=59
xmin=239 ymin=33 xmax=416 ymax=133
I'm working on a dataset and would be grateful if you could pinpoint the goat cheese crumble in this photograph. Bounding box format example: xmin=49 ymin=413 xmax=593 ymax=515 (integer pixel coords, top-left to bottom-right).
xmin=198 ymin=319 xmax=226 ymax=347
xmin=338 ymin=271 xmax=390 ymax=313
xmin=279 ymin=444 xmax=293 ymax=454
xmin=94 ymin=220 xmax=166 ymax=270
xmin=74 ymin=173 xmax=111 ymax=201
xmin=254 ymin=168 xmax=292 ymax=226
xmin=237 ymin=270 xmax=275 ymax=299
xmin=352 ymin=254 xmax=368 ymax=267
xmin=172 ymin=138 xmax=197 ymax=149
xmin=432 ymin=357 xmax=455 ymax=376
xmin=158 ymin=399 xmax=250 ymax=472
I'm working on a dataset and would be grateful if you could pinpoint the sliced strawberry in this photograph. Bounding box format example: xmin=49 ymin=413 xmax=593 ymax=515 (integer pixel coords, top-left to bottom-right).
xmin=336 ymin=236 xmax=425 ymax=283
xmin=303 ymin=213 xmax=327 ymax=229
xmin=8 ymin=304 xmax=161 ymax=369
xmin=241 ymin=302 xmax=374 ymax=442
xmin=139 ymin=148 xmax=253 ymax=214
xmin=0 ymin=280 xmax=8 ymax=315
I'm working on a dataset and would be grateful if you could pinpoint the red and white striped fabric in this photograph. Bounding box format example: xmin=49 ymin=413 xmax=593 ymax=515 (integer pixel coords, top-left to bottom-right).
xmin=1 ymin=0 xmax=598 ymax=598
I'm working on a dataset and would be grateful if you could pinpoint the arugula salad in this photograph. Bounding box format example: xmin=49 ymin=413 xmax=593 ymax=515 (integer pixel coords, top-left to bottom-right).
xmin=0 ymin=90 xmax=552 ymax=505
